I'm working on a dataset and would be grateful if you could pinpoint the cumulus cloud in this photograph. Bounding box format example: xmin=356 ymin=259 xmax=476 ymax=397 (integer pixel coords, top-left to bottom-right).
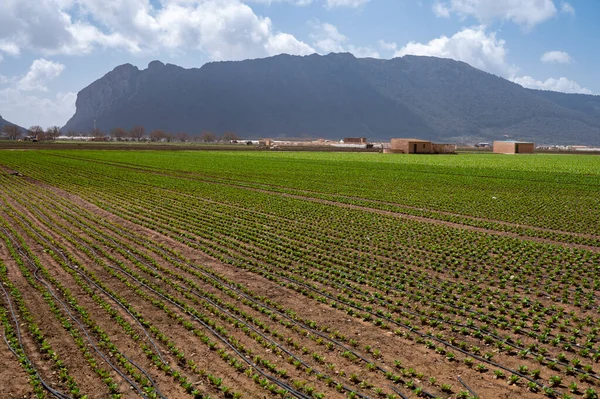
xmin=378 ymin=40 xmax=398 ymax=51
xmin=0 ymin=0 xmax=313 ymax=60
xmin=395 ymin=26 xmax=589 ymax=96
xmin=0 ymin=88 xmax=77 ymax=128
xmin=395 ymin=26 xmax=518 ymax=78
xmin=324 ymin=0 xmax=370 ymax=8
xmin=560 ymin=1 xmax=575 ymax=15
xmin=0 ymin=58 xmax=75 ymax=127
xmin=17 ymin=59 xmax=66 ymax=91
xmin=432 ymin=0 xmax=557 ymax=28
xmin=541 ymin=50 xmax=572 ymax=64
xmin=244 ymin=0 xmax=313 ymax=5
xmin=432 ymin=2 xmax=451 ymax=18
xmin=266 ymin=33 xmax=315 ymax=56
xmin=513 ymin=76 xmax=592 ymax=94
xmin=309 ymin=21 xmax=379 ymax=57
xmin=244 ymin=0 xmax=368 ymax=6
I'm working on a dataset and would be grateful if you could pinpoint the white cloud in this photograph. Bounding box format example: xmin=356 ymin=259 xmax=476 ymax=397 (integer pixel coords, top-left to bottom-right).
xmin=266 ymin=33 xmax=315 ymax=56
xmin=244 ymin=0 xmax=368 ymax=6
xmin=0 ymin=58 xmax=74 ymax=127
xmin=560 ymin=1 xmax=575 ymax=15
xmin=310 ymin=22 xmax=348 ymax=53
xmin=513 ymin=76 xmax=592 ymax=94
xmin=395 ymin=26 xmax=517 ymax=78
xmin=378 ymin=40 xmax=398 ymax=51
xmin=432 ymin=1 xmax=451 ymax=17
xmin=244 ymin=0 xmax=313 ymax=4
xmin=17 ymin=59 xmax=65 ymax=91
xmin=0 ymin=0 xmax=313 ymax=60
xmin=325 ymin=0 xmax=370 ymax=8
xmin=0 ymin=88 xmax=77 ymax=128
xmin=541 ymin=50 xmax=572 ymax=64
xmin=309 ymin=21 xmax=379 ymax=57
xmin=432 ymin=0 xmax=557 ymax=28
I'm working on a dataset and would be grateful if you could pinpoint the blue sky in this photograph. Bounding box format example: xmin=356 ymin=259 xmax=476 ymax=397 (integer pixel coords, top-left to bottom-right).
xmin=0 ymin=0 xmax=598 ymax=128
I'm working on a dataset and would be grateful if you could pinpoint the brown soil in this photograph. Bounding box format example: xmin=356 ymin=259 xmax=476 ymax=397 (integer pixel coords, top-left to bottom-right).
xmin=0 ymin=168 xmax=597 ymax=399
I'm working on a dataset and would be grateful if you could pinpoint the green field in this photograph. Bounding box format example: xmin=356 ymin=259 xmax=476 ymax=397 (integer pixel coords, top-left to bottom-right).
xmin=0 ymin=149 xmax=599 ymax=399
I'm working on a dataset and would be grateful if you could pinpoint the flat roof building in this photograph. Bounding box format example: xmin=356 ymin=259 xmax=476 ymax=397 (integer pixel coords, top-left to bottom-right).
xmin=343 ymin=137 xmax=367 ymax=144
xmin=493 ymin=141 xmax=534 ymax=154
xmin=390 ymin=138 xmax=433 ymax=154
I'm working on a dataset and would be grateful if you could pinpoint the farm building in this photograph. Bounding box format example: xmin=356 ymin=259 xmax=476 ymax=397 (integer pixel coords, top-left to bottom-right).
xmin=493 ymin=141 xmax=534 ymax=154
xmin=343 ymin=137 xmax=367 ymax=144
xmin=390 ymin=138 xmax=432 ymax=153
xmin=388 ymin=139 xmax=456 ymax=154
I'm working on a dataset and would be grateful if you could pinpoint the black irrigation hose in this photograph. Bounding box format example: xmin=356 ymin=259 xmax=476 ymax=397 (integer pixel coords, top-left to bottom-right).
xmin=82 ymin=192 xmax=551 ymax=395
xmin=192 ymin=239 xmax=567 ymax=394
xmin=77 ymin=183 xmax=589 ymax=393
xmin=174 ymin=226 xmax=600 ymax=383
xmin=35 ymin=175 xmax=599 ymax=367
xmin=3 ymin=167 xmax=588 ymax=396
xmin=0 ymin=225 xmax=152 ymax=399
xmin=4 ymin=181 xmax=363 ymax=399
xmin=28 ymin=192 xmax=381 ymax=399
xmin=108 ymin=264 xmax=314 ymax=399
xmin=13 ymin=156 xmax=600 ymax=309
xmin=20 ymin=200 xmax=168 ymax=365
xmin=388 ymin=385 xmax=410 ymax=399
xmin=457 ymin=376 xmax=479 ymax=398
xmin=0 ymin=272 xmax=74 ymax=399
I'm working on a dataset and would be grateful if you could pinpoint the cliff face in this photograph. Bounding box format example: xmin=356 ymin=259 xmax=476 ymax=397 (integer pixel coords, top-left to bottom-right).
xmin=65 ymin=63 xmax=141 ymax=131
xmin=62 ymin=53 xmax=600 ymax=145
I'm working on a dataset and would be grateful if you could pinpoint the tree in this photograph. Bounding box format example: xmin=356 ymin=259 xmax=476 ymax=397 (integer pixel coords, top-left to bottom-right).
xmin=175 ymin=132 xmax=189 ymax=142
xmin=149 ymin=129 xmax=166 ymax=142
xmin=129 ymin=125 xmax=145 ymax=141
xmin=92 ymin=128 xmax=106 ymax=138
xmin=28 ymin=125 xmax=44 ymax=140
xmin=222 ymin=131 xmax=239 ymax=142
xmin=110 ymin=127 xmax=127 ymax=141
xmin=67 ymin=130 xmax=77 ymax=138
xmin=200 ymin=131 xmax=216 ymax=143
xmin=2 ymin=125 xmax=22 ymax=140
xmin=46 ymin=126 xmax=61 ymax=140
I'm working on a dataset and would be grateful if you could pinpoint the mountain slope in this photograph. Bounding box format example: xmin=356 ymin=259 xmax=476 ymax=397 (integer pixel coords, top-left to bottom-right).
xmin=0 ymin=115 xmax=26 ymax=133
xmin=62 ymin=53 xmax=600 ymax=145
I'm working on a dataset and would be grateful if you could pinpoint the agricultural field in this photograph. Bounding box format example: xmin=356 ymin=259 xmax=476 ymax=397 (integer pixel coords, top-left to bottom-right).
xmin=0 ymin=149 xmax=599 ymax=399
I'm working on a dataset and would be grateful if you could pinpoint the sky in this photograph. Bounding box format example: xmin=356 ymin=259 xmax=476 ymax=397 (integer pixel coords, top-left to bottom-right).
xmin=0 ymin=0 xmax=598 ymax=128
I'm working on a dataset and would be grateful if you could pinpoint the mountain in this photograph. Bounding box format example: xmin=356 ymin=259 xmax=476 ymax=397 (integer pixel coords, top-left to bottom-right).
xmin=62 ymin=53 xmax=600 ymax=145
xmin=0 ymin=115 xmax=26 ymax=133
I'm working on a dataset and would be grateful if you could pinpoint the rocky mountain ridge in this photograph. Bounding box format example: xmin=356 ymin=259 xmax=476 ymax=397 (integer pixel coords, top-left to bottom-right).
xmin=62 ymin=53 xmax=600 ymax=145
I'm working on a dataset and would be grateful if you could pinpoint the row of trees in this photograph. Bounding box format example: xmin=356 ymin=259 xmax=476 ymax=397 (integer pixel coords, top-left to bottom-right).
xmin=1 ymin=123 xmax=241 ymax=143
xmin=107 ymin=126 xmax=240 ymax=143
xmin=0 ymin=125 xmax=62 ymax=141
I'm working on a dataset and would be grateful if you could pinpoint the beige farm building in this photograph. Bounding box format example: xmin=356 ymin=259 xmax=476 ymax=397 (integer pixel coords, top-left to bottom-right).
xmin=390 ymin=138 xmax=432 ymax=153
xmin=389 ymin=139 xmax=456 ymax=154
xmin=343 ymin=137 xmax=367 ymax=144
xmin=493 ymin=141 xmax=535 ymax=154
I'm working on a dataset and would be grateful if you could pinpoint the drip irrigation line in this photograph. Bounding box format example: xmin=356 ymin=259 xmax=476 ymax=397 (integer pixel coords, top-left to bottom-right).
xmin=3 ymin=196 xmax=315 ymax=399
xmin=388 ymin=385 xmax=410 ymax=399
xmin=457 ymin=376 xmax=479 ymax=398
xmin=30 ymin=196 xmax=381 ymax=399
xmin=19 ymin=203 xmax=167 ymax=365
xmin=0 ymin=269 xmax=74 ymax=399
xmin=103 ymin=263 xmax=338 ymax=399
xmin=0 ymin=225 xmax=152 ymax=399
